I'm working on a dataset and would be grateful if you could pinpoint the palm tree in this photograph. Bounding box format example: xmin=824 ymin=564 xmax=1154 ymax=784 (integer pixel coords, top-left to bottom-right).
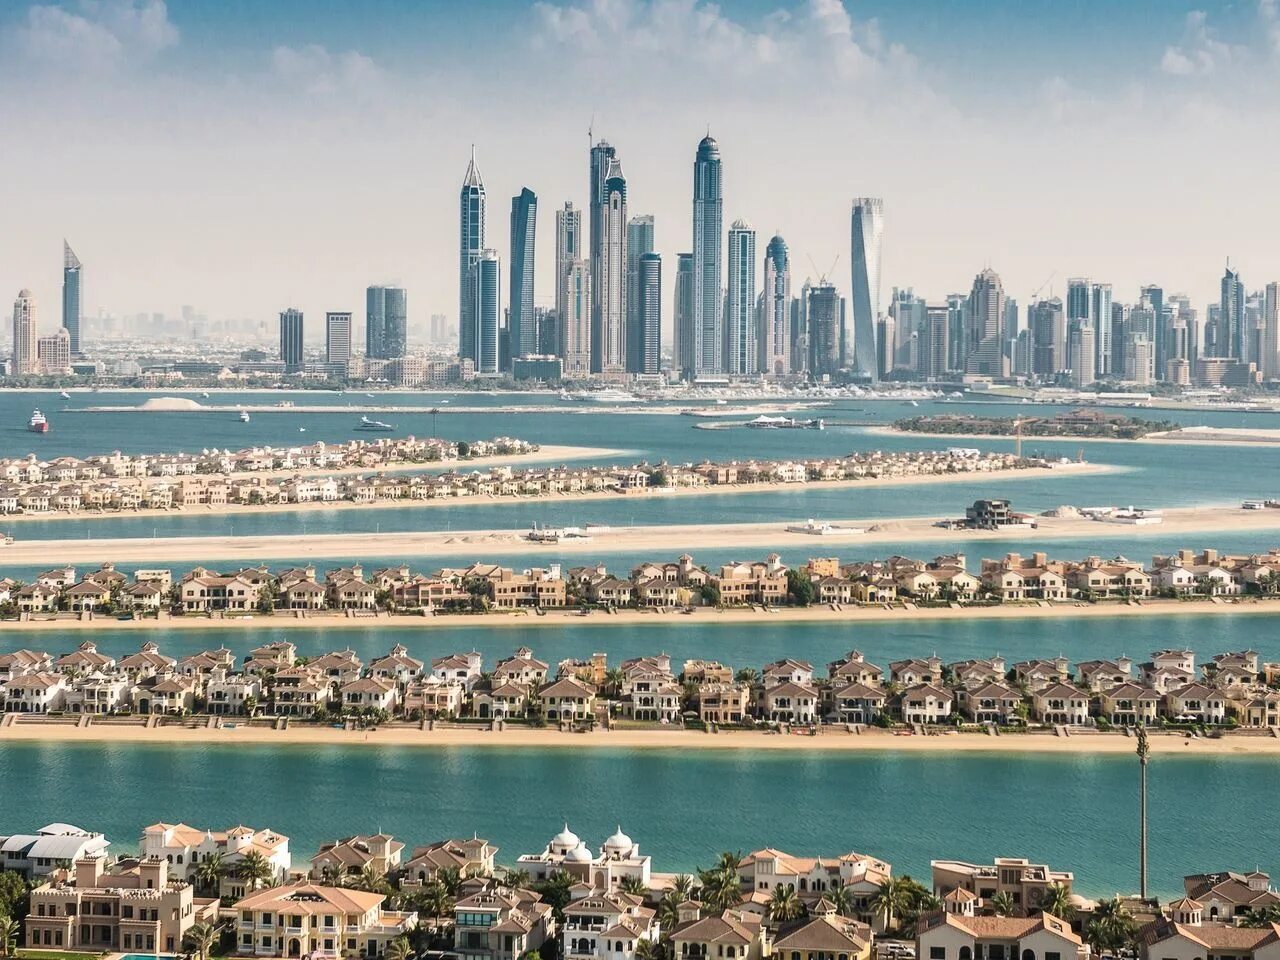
xmin=348 ymin=865 xmax=392 ymax=895
xmin=319 ymin=864 xmax=343 ymax=887
xmin=619 ymin=875 xmax=648 ymax=897
xmin=502 ymin=868 xmax=532 ymax=891
xmin=989 ymin=891 xmax=1016 ymax=917
xmin=184 ymin=921 xmax=219 ymax=960
xmin=414 ymin=882 xmax=454 ymax=935
xmin=826 ymin=885 xmax=855 ymax=918
xmin=236 ymin=850 xmax=275 ymax=890
xmin=768 ymin=885 xmax=804 ymax=923
xmin=0 ymin=917 xmax=18 ymax=960
xmin=385 ymin=936 xmax=414 ymax=960
xmin=657 ymin=890 xmax=685 ymax=931
xmin=635 ymin=939 xmax=664 ymax=960
xmin=1243 ymin=904 xmax=1280 ymax=928
xmin=437 ymin=866 xmax=464 ymax=897
xmin=193 ymin=852 xmax=226 ymax=896
xmin=716 ymin=851 xmax=743 ymax=874
xmin=696 ymin=863 xmax=741 ymax=912
xmin=1038 ymin=883 xmax=1076 ymax=920
xmin=871 ymin=877 xmax=913 ymax=933
xmin=1086 ymin=898 xmax=1137 ymax=950
xmin=604 ymin=668 xmax=627 ymax=697
xmin=671 ymin=875 xmax=695 ymax=900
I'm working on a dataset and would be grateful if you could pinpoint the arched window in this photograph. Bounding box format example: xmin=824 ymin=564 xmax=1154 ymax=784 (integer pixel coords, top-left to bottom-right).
xmin=960 ymin=947 xmax=972 ymax=960
xmin=1022 ymin=949 xmax=1035 ymax=960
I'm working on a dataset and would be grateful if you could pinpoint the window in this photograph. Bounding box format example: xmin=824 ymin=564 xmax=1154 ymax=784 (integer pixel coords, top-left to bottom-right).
xmin=931 ymin=948 xmax=947 ymax=959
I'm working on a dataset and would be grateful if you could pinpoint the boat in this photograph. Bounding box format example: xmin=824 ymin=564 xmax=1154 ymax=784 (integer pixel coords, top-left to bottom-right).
xmin=28 ymin=409 xmax=49 ymax=434
xmin=238 ymin=410 xmax=250 ymax=423
xmin=569 ymin=388 xmax=639 ymax=403
xmin=58 ymin=390 xmax=70 ymax=400
xmin=201 ymin=391 xmax=210 ymax=399
xmin=785 ymin=519 xmax=865 ymax=536
xmin=299 ymin=427 xmax=307 ymax=433
xmin=745 ymin=415 xmax=824 ymax=430
xmin=355 ymin=416 xmax=395 ymax=432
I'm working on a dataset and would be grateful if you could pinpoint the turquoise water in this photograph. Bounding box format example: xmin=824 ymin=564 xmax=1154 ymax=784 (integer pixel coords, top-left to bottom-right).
xmin=2 ymin=390 xmax=1278 ymax=540
xmin=1 ymin=612 xmax=1277 ymax=669
xmin=0 ymin=741 xmax=1274 ymax=899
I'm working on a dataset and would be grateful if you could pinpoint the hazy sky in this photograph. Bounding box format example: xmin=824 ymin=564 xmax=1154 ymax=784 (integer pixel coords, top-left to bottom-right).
xmin=2 ymin=0 xmax=1279 ymax=338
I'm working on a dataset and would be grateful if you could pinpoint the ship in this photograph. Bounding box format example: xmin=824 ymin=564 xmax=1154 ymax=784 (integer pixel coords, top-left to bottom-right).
xmin=58 ymin=390 xmax=71 ymax=400
xmin=569 ymin=388 xmax=639 ymax=403
xmin=745 ymin=415 xmax=824 ymax=430
xmin=238 ymin=410 xmax=251 ymax=423
xmin=355 ymin=416 xmax=395 ymax=432
xmin=28 ymin=410 xmax=49 ymax=433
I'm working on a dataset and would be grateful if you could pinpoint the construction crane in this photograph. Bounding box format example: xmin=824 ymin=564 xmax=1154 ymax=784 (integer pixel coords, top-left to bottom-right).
xmin=807 ymin=254 xmax=840 ymax=285
xmin=1030 ymin=271 xmax=1057 ymax=302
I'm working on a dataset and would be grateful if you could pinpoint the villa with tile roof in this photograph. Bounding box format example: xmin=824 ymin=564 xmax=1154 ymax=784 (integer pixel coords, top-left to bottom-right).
xmin=233 ymin=881 xmax=417 ymax=958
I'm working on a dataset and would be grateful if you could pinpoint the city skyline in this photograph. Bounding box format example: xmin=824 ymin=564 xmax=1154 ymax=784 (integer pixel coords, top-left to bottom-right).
xmin=4 ymin=0 xmax=1278 ymax=333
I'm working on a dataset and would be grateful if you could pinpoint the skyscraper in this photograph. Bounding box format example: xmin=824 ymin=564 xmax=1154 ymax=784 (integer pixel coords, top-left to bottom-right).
xmin=1142 ymin=285 xmax=1167 ymax=378
xmin=760 ymin=234 xmax=791 ymax=377
xmin=691 ymin=135 xmax=723 ymax=377
xmin=792 ymin=280 xmax=812 ymax=376
xmin=459 ymin=148 xmax=486 ymax=364
xmin=674 ymin=253 xmax=694 ymax=376
xmin=1066 ymin=278 xmax=1092 ymax=329
xmin=469 ymin=249 xmax=500 ymax=374
xmin=555 ymin=202 xmax=582 ymax=357
xmin=366 ymin=286 xmax=407 ymax=360
xmin=626 ymin=215 xmax=655 ymax=374
xmin=326 ymin=312 xmax=352 ymax=367
xmin=11 ymin=289 xmax=39 ymax=376
xmin=636 ymin=253 xmax=662 ymax=376
xmin=1264 ymin=282 xmax=1280 ymax=381
xmin=593 ymin=154 xmax=628 ymax=374
xmin=62 ymin=241 xmax=82 ymax=355
xmin=560 ymin=259 xmax=591 ymax=377
xmin=279 ymin=308 xmax=304 ymax=372
xmin=808 ymin=283 xmax=842 ymax=379
xmin=724 ymin=220 xmax=757 ymax=376
xmin=1069 ymin=324 xmax=1095 ymax=387
xmin=849 ymin=198 xmax=884 ymax=380
xmin=921 ymin=305 xmax=949 ymax=380
xmin=1222 ymin=262 xmax=1245 ymax=358
xmin=508 ymin=187 xmax=538 ymax=364
xmin=1030 ymin=298 xmax=1066 ymax=377
xmin=1092 ymin=283 xmax=1113 ymax=377
xmin=964 ymin=268 xmax=1006 ymax=376
xmin=590 ymin=140 xmax=617 ymax=373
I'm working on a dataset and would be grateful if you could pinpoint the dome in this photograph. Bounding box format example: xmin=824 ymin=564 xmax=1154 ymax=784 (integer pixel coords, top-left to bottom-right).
xmin=552 ymin=824 xmax=580 ymax=848
xmin=566 ymin=842 xmax=594 ymax=863
xmin=603 ymin=826 xmax=632 ymax=850
xmin=730 ymin=218 xmax=753 ymax=231
xmin=696 ymin=135 xmax=720 ymax=160
xmin=17 ymin=288 xmax=33 ymax=298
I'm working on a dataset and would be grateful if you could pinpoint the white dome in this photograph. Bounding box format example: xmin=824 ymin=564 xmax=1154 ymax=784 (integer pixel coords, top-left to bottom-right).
xmin=603 ymin=826 xmax=632 ymax=850
xmin=552 ymin=824 xmax=580 ymax=848
xmin=566 ymin=842 xmax=594 ymax=863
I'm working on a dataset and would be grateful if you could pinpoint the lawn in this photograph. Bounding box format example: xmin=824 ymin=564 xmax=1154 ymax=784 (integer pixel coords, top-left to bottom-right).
xmin=16 ymin=950 xmax=105 ymax=960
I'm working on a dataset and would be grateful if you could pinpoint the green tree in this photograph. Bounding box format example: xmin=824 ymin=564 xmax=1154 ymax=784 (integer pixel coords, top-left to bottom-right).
xmin=768 ymin=885 xmax=804 ymax=923
xmin=1038 ymin=883 xmax=1076 ymax=920
xmin=671 ymin=875 xmax=695 ymax=900
xmin=619 ymin=875 xmax=648 ymax=897
xmin=785 ymin=570 xmax=815 ymax=607
xmin=347 ymin=865 xmax=392 ymax=895
xmin=534 ymin=871 xmax=575 ymax=922
xmin=1086 ymin=898 xmax=1138 ymax=950
xmin=870 ymin=877 xmax=913 ymax=933
xmin=0 ymin=916 xmax=18 ymax=960
xmin=657 ymin=890 xmax=684 ymax=931
xmin=193 ymin=852 xmax=226 ymax=896
xmin=236 ymin=851 xmax=275 ymax=890
xmin=0 ymin=873 xmax=29 ymax=924
xmin=385 ymin=936 xmax=414 ymax=960
xmin=503 ymin=869 xmax=532 ymax=891
xmin=989 ymin=891 xmax=1016 ymax=917
xmin=185 ymin=922 xmax=219 ymax=960
xmin=826 ymin=885 xmax=855 ymax=917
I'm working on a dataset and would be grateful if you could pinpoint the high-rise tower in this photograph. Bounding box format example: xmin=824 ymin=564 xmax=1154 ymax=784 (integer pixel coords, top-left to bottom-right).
xmin=62 ymin=241 xmax=82 ymax=355
xmin=593 ymin=154 xmax=628 ymax=374
xmin=674 ymin=253 xmax=694 ymax=376
xmin=760 ymin=235 xmax=791 ymax=377
xmin=725 ymin=219 xmax=757 ymax=376
xmin=964 ymin=268 xmax=1007 ymax=377
xmin=326 ymin=312 xmax=352 ymax=367
xmin=279 ymin=308 xmax=304 ymax=373
xmin=555 ymin=202 xmax=582 ymax=357
xmin=459 ymin=148 xmax=486 ymax=364
xmin=849 ymin=198 xmax=884 ymax=380
xmin=11 ymin=290 xmax=39 ymax=376
xmin=637 ymin=253 xmax=662 ymax=376
xmin=508 ymin=187 xmax=538 ymax=364
xmin=1222 ymin=262 xmax=1245 ymax=359
xmin=692 ymin=135 xmax=723 ymax=377
xmin=469 ymin=249 xmax=500 ymax=374
xmin=626 ymin=215 xmax=655 ymax=374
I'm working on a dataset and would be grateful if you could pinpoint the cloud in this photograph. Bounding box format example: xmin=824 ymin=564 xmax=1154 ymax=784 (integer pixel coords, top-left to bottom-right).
xmin=270 ymin=44 xmax=384 ymax=96
xmin=14 ymin=0 xmax=177 ymax=70
xmin=1159 ymin=9 xmax=1240 ymax=75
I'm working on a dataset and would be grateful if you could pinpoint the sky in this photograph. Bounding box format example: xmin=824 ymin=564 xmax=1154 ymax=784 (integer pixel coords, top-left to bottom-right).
xmin=1 ymin=0 xmax=1279 ymax=340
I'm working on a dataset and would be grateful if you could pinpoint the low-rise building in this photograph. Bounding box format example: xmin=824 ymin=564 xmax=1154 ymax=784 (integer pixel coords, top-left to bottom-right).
xmin=233 ymin=882 xmax=417 ymax=958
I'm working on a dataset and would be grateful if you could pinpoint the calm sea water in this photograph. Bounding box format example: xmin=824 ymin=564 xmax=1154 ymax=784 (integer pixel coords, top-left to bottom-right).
xmin=0 ymin=740 xmax=1275 ymax=900
xmin=4 ymin=391 xmax=1280 ymax=895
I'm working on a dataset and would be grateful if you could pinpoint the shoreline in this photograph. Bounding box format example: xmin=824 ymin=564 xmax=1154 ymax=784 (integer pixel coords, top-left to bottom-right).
xmin=0 ymin=461 xmax=1109 ymax=529
xmin=4 ymin=594 xmax=1278 ymax=633
xmin=0 ymin=722 xmax=1275 ymax=754
xmin=869 ymin=424 xmax=1280 ymax=449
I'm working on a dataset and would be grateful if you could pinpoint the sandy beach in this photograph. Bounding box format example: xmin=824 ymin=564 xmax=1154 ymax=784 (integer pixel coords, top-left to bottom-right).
xmin=4 ymin=594 xmax=1279 ymax=634
xmin=0 ymin=720 xmax=1273 ymax=755
xmin=871 ymin=423 xmax=1280 ymax=449
xmin=0 ymin=460 xmax=1109 ymax=530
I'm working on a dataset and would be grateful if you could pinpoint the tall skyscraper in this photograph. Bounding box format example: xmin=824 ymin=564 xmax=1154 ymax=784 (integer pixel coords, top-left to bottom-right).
xmin=849 ymin=198 xmax=884 ymax=380
xmin=964 ymin=268 xmax=1006 ymax=376
xmin=11 ymin=289 xmax=39 ymax=376
xmin=626 ymin=215 xmax=655 ymax=374
xmin=560 ymin=259 xmax=591 ymax=377
xmin=808 ymin=283 xmax=842 ymax=379
xmin=760 ymin=234 xmax=791 ymax=377
xmin=692 ymin=135 xmax=723 ymax=377
xmin=469 ymin=250 xmax=500 ymax=374
xmin=674 ymin=253 xmax=694 ymax=377
xmin=1030 ymin=298 xmax=1066 ymax=377
xmin=636 ymin=253 xmax=662 ymax=376
xmin=326 ymin=312 xmax=352 ymax=366
xmin=1092 ymin=283 xmax=1113 ymax=377
xmin=459 ymin=148 xmax=486 ymax=364
xmin=1142 ymin=285 xmax=1167 ymax=378
xmin=589 ymin=140 xmax=617 ymax=373
xmin=792 ymin=280 xmax=812 ymax=376
xmin=921 ymin=305 xmax=949 ymax=380
xmin=1066 ymin=279 xmax=1092 ymax=329
xmin=279 ymin=308 xmax=304 ymax=372
xmin=724 ymin=220 xmax=757 ymax=376
xmin=593 ymin=154 xmax=628 ymax=374
xmin=366 ymin=286 xmax=407 ymax=360
xmin=946 ymin=293 xmax=967 ymax=373
xmin=508 ymin=187 xmax=538 ymax=363
xmin=62 ymin=241 xmax=82 ymax=355
xmin=1222 ymin=262 xmax=1245 ymax=359
xmin=555 ymin=202 xmax=582 ymax=356
xmin=1069 ymin=324 xmax=1095 ymax=387
xmin=1264 ymin=282 xmax=1280 ymax=381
